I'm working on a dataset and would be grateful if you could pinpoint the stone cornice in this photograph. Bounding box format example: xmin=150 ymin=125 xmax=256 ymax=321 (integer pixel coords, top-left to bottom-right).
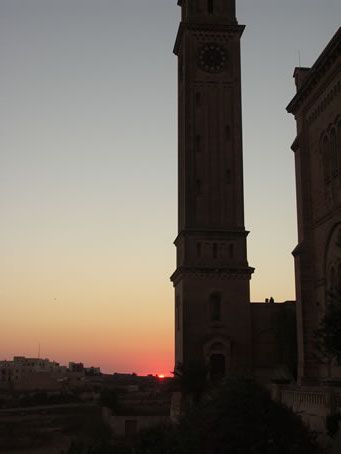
xmin=287 ymin=27 xmax=341 ymax=114
xmin=174 ymin=21 xmax=245 ymax=55
xmin=306 ymin=78 xmax=341 ymax=125
xmin=291 ymin=136 xmax=300 ymax=153
xmin=170 ymin=265 xmax=254 ymax=286
xmin=173 ymin=229 xmax=250 ymax=246
xmin=292 ymin=242 xmax=304 ymax=257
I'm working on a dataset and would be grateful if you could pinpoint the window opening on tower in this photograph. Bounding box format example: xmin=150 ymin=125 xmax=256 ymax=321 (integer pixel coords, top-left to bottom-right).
xmin=208 ymin=0 xmax=214 ymax=14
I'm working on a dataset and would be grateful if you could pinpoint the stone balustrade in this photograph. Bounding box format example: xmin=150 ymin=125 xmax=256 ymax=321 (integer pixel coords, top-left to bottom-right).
xmin=281 ymin=388 xmax=327 ymax=409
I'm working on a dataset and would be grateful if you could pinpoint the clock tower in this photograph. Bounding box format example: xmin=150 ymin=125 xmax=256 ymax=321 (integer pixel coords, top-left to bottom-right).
xmin=171 ymin=0 xmax=254 ymax=379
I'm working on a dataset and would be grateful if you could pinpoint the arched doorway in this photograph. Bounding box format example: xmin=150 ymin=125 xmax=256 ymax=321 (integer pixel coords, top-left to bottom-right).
xmin=205 ymin=340 xmax=230 ymax=381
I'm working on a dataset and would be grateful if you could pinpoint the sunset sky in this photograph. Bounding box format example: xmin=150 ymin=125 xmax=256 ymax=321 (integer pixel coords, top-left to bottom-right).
xmin=1 ymin=0 xmax=340 ymax=375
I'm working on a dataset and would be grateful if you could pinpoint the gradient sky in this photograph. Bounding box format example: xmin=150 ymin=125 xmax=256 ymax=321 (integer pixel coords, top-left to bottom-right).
xmin=1 ymin=0 xmax=340 ymax=375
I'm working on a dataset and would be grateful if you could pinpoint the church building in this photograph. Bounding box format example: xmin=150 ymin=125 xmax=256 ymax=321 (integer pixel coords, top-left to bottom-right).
xmin=287 ymin=27 xmax=341 ymax=385
xmin=171 ymin=0 xmax=296 ymax=382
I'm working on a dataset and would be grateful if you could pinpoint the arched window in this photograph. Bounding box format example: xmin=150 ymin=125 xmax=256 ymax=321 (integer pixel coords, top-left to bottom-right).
xmin=208 ymin=343 xmax=226 ymax=380
xmin=209 ymin=293 xmax=221 ymax=322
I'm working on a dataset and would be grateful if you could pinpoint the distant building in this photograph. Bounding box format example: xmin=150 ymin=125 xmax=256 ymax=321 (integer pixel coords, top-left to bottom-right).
xmin=69 ymin=362 xmax=84 ymax=372
xmin=287 ymin=27 xmax=341 ymax=384
xmin=0 ymin=357 xmax=66 ymax=385
xmin=0 ymin=361 xmax=21 ymax=383
xmin=0 ymin=356 xmax=101 ymax=390
xmin=85 ymin=366 xmax=101 ymax=376
xmin=13 ymin=356 xmax=62 ymax=373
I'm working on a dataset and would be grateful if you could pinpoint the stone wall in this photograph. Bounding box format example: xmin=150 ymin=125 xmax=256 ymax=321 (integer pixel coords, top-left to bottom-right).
xmin=102 ymin=407 xmax=169 ymax=437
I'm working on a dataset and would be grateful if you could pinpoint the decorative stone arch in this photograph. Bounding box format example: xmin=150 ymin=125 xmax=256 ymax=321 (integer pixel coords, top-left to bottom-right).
xmin=203 ymin=336 xmax=231 ymax=381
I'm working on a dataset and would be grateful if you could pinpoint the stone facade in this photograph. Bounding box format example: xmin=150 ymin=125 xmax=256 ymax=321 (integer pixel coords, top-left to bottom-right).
xmin=287 ymin=28 xmax=341 ymax=384
xmin=171 ymin=0 xmax=296 ymax=382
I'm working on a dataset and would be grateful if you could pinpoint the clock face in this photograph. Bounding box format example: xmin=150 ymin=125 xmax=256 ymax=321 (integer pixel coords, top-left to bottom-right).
xmin=198 ymin=44 xmax=227 ymax=73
